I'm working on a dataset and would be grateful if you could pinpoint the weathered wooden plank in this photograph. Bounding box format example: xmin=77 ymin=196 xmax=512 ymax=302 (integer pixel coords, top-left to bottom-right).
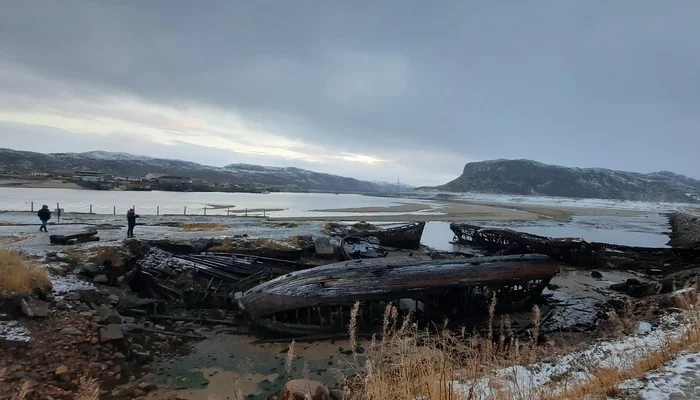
xmin=237 ymin=254 xmax=559 ymax=319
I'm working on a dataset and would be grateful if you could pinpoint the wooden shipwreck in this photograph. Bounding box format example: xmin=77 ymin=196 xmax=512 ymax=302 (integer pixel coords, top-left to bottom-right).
xmin=237 ymin=254 xmax=560 ymax=335
xmin=450 ymin=222 xmax=700 ymax=273
xmin=327 ymin=221 xmax=426 ymax=250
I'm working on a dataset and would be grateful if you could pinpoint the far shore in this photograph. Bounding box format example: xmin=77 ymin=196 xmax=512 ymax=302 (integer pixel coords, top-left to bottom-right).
xmin=0 ymin=179 xmax=84 ymax=190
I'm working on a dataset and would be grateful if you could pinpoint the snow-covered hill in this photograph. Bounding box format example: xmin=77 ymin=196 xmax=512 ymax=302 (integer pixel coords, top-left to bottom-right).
xmin=437 ymin=159 xmax=700 ymax=203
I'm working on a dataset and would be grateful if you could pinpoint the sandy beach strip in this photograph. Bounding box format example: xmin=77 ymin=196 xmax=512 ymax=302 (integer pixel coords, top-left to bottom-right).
xmin=309 ymin=202 xmax=433 ymax=213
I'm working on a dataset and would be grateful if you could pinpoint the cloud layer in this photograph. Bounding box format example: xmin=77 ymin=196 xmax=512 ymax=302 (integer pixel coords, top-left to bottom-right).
xmin=1 ymin=1 xmax=699 ymax=185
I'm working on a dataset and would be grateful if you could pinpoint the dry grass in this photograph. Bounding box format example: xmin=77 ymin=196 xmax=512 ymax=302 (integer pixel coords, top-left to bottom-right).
xmin=178 ymin=222 xmax=228 ymax=232
xmin=327 ymin=290 xmax=700 ymax=400
xmin=66 ymin=246 xmax=126 ymax=268
xmin=0 ymin=249 xmax=51 ymax=296
xmin=75 ymin=375 xmax=100 ymax=400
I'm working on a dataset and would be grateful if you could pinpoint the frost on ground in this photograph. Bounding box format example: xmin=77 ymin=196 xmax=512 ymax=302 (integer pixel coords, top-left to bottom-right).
xmin=451 ymin=314 xmax=687 ymax=399
xmin=618 ymin=351 xmax=700 ymax=399
xmin=0 ymin=319 xmax=31 ymax=344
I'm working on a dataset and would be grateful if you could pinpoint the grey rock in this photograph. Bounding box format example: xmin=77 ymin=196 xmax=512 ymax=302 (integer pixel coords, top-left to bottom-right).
xmin=133 ymin=350 xmax=151 ymax=363
xmin=80 ymin=263 xmax=103 ymax=278
xmin=93 ymin=275 xmax=109 ymax=284
xmin=314 ymin=237 xmax=336 ymax=256
xmin=113 ymin=352 xmax=126 ymax=360
xmin=97 ymin=305 xmax=122 ymax=325
xmin=108 ymin=294 xmax=120 ymax=305
xmin=99 ymin=324 xmax=124 ymax=342
xmin=59 ymin=327 xmax=83 ymax=336
xmin=21 ymin=298 xmax=49 ymax=318
xmin=64 ymin=292 xmax=81 ymax=301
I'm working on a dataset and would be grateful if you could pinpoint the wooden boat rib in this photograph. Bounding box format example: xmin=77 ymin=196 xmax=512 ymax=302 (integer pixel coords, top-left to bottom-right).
xmin=237 ymin=254 xmax=560 ymax=320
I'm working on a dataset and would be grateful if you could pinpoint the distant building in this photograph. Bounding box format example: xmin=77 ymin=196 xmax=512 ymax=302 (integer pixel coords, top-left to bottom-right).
xmin=144 ymin=173 xmax=166 ymax=181
xmin=73 ymin=171 xmax=105 ymax=182
xmin=52 ymin=170 xmax=75 ymax=178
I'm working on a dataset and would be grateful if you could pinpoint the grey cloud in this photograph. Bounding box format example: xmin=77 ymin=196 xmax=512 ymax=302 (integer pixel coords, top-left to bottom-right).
xmin=1 ymin=1 xmax=700 ymax=181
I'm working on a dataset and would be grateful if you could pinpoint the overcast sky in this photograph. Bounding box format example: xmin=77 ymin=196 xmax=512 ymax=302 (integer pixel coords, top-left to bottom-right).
xmin=1 ymin=1 xmax=699 ymax=186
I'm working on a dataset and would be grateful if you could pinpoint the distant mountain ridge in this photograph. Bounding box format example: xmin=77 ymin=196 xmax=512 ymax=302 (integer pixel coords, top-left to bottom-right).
xmin=0 ymin=148 xmax=411 ymax=193
xmin=437 ymin=159 xmax=700 ymax=203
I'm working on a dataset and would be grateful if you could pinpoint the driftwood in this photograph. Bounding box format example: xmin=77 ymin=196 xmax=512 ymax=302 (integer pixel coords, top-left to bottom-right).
xmin=50 ymin=231 xmax=99 ymax=245
xmin=146 ymin=314 xmax=243 ymax=326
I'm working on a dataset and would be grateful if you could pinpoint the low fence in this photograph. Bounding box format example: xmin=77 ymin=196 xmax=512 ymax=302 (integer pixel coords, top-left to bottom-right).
xmin=0 ymin=202 xmax=269 ymax=217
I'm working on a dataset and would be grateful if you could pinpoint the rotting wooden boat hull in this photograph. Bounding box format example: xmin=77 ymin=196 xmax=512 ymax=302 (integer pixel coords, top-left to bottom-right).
xmin=373 ymin=221 xmax=426 ymax=249
xmin=237 ymin=254 xmax=560 ymax=332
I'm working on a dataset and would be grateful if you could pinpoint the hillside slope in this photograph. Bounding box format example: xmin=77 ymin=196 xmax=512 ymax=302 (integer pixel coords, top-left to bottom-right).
xmin=0 ymin=148 xmax=410 ymax=192
xmin=438 ymin=159 xmax=700 ymax=203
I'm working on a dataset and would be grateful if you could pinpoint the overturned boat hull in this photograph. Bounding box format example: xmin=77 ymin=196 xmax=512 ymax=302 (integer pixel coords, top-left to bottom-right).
xmin=238 ymin=254 xmax=560 ymax=335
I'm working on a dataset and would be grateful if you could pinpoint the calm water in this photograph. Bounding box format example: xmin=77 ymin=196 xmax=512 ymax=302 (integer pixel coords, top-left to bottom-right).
xmin=0 ymin=188 xmax=437 ymax=217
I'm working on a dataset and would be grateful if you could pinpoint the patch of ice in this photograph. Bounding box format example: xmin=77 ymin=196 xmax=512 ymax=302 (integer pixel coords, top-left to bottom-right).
xmin=637 ymin=321 xmax=653 ymax=334
xmin=51 ymin=274 xmax=94 ymax=296
xmin=619 ymin=352 xmax=700 ymax=399
xmin=0 ymin=320 xmax=31 ymax=343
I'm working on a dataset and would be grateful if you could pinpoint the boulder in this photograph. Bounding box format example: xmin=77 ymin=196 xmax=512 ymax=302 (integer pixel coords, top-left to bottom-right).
xmin=20 ymin=298 xmax=49 ymax=318
xmin=281 ymin=379 xmax=330 ymax=400
xmin=314 ymin=237 xmax=336 ymax=256
xmin=80 ymin=263 xmax=103 ymax=278
xmin=100 ymin=324 xmax=124 ymax=342
xmin=59 ymin=327 xmax=83 ymax=336
xmin=330 ymin=389 xmax=346 ymax=400
xmin=97 ymin=305 xmax=123 ymax=324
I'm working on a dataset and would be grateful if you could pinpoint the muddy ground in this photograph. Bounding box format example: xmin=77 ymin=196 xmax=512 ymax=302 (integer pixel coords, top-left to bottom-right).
xmin=0 ymin=211 xmax=694 ymax=399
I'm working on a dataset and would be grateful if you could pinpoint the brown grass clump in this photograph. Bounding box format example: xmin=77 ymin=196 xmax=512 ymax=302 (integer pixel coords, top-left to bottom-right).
xmin=0 ymin=249 xmax=52 ymax=296
xmin=75 ymin=375 xmax=100 ymax=400
xmin=178 ymin=223 xmax=227 ymax=232
xmin=333 ymin=291 xmax=700 ymax=400
xmin=210 ymin=236 xmax=300 ymax=252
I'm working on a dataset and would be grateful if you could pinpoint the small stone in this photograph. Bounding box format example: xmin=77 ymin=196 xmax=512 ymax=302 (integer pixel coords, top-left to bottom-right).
xmin=208 ymin=309 xmax=225 ymax=320
xmin=59 ymin=327 xmax=83 ymax=336
xmin=55 ymin=365 xmax=69 ymax=375
xmin=314 ymin=237 xmax=336 ymax=256
xmin=133 ymin=350 xmax=151 ymax=363
xmin=99 ymin=324 xmax=124 ymax=342
xmin=113 ymin=352 xmax=126 ymax=360
xmin=281 ymin=379 xmax=330 ymax=400
xmin=108 ymin=294 xmax=120 ymax=304
xmin=93 ymin=274 xmax=109 ymax=284
xmin=133 ymin=389 xmax=146 ymax=397
xmin=590 ymin=271 xmax=603 ymax=279
xmin=21 ymin=298 xmax=50 ymax=318
xmin=154 ymin=325 xmax=165 ymax=331
xmin=112 ymin=365 xmax=121 ymax=374
xmin=129 ymin=375 xmax=136 ymax=383
xmin=65 ymin=292 xmax=81 ymax=301
xmin=97 ymin=305 xmax=122 ymax=325
xmin=55 ymin=300 xmax=68 ymax=309
xmin=329 ymin=389 xmax=346 ymax=400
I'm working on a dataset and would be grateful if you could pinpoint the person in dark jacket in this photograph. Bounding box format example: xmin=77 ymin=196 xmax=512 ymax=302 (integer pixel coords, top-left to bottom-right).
xmin=126 ymin=208 xmax=140 ymax=238
xmin=37 ymin=204 xmax=51 ymax=232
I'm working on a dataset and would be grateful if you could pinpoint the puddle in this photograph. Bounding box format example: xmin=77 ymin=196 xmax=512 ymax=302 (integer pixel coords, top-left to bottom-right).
xmin=149 ymin=334 xmax=358 ymax=400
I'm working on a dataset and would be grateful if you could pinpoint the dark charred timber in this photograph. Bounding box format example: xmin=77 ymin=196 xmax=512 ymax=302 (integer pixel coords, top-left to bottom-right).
xmin=340 ymin=236 xmax=388 ymax=260
xmin=237 ymin=254 xmax=559 ymax=336
xmin=49 ymin=231 xmax=100 ymax=245
xmin=450 ymin=222 xmax=700 ymax=273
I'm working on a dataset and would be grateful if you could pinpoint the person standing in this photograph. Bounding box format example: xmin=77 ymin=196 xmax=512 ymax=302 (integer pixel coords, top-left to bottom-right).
xmin=126 ymin=208 xmax=140 ymax=238
xmin=37 ymin=204 xmax=51 ymax=232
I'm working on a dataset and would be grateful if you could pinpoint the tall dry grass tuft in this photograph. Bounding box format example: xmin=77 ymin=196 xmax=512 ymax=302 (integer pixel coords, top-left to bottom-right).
xmin=339 ymin=289 xmax=700 ymax=400
xmin=286 ymin=340 xmax=296 ymax=376
xmin=0 ymin=249 xmax=52 ymax=296
xmin=11 ymin=380 xmax=31 ymax=400
xmin=75 ymin=375 xmax=100 ymax=400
